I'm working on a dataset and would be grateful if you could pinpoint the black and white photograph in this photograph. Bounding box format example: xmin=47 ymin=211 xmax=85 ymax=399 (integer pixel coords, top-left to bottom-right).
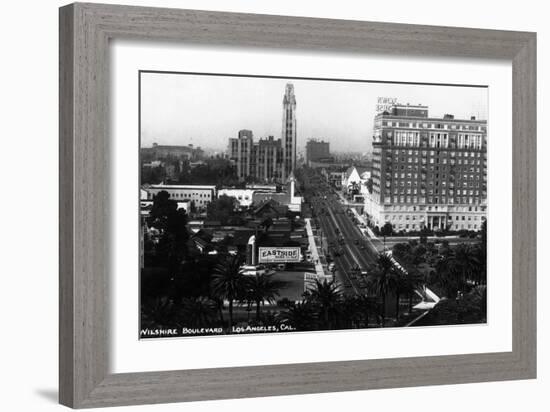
xmin=139 ymin=72 xmax=488 ymax=338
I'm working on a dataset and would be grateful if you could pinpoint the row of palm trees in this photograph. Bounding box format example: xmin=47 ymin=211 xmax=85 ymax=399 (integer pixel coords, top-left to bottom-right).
xmin=281 ymin=282 xmax=380 ymax=331
xmin=391 ymin=235 xmax=487 ymax=301
xmin=142 ymin=253 xmax=408 ymax=332
xmin=143 ymin=238 xmax=486 ymax=333
xmin=210 ymin=255 xmax=288 ymax=330
xmin=431 ymin=243 xmax=486 ymax=299
xmin=364 ymin=254 xmax=425 ymax=326
xmin=364 ymin=241 xmax=487 ymax=327
xmin=387 ymin=228 xmax=487 ymax=325
xmin=209 ymin=253 xmax=424 ymax=331
xmin=140 ymin=253 xmax=286 ymax=332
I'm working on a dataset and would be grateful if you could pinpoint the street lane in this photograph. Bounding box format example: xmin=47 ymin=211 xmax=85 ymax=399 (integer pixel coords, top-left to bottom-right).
xmin=325 ymin=197 xmax=378 ymax=269
xmin=318 ymin=212 xmax=359 ymax=294
xmin=299 ymin=168 xmax=383 ymax=296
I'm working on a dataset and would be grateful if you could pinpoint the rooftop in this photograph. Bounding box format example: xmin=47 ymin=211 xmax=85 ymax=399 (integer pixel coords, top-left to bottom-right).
xmin=376 ymin=103 xmax=486 ymax=123
xmin=146 ymin=184 xmax=216 ymax=190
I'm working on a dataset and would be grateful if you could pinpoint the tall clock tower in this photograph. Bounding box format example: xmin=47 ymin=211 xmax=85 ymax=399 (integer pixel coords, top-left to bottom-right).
xmin=281 ymin=83 xmax=297 ymax=182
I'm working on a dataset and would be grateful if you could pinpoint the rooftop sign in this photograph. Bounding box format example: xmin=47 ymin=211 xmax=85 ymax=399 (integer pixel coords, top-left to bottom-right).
xmin=376 ymin=97 xmax=398 ymax=113
xmin=258 ymin=247 xmax=301 ymax=263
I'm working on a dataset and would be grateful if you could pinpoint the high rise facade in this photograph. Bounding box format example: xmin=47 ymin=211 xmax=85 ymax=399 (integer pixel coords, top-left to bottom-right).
xmin=228 ymin=83 xmax=297 ymax=183
xmin=229 ymin=133 xmax=284 ymax=182
xmin=365 ymin=104 xmax=487 ymax=232
xmin=282 ymin=83 xmax=297 ymax=181
xmin=227 ymin=129 xmax=253 ymax=180
xmin=251 ymin=136 xmax=284 ymax=181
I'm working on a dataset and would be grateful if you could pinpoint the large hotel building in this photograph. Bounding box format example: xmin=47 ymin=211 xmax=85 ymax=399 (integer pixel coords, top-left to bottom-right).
xmin=365 ymin=103 xmax=487 ymax=232
xmin=228 ymin=83 xmax=297 ymax=183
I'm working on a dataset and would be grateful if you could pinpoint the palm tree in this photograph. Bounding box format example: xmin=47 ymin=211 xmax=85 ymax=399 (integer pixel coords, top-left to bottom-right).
xmin=431 ymin=260 xmax=459 ymax=299
xmin=380 ymin=222 xmax=393 ymax=251
xmin=179 ymin=296 xmax=217 ymax=328
xmin=393 ymin=270 xmax=424 ymax=322
xmin=334 ymin=296 xmax=359 ymax=329
xmin=403 ymin=269 xmax=425 ymax=314
xmin=453 ymin=244 xmax=481 ymax=284
xmin=367 ymin=254 xmax=399 ymax=326
xmin=141 ymin=296 xmax=178 ymax=329
xmin=355 ymin=295 xmax=379 ymax=327
xmin=471 ymin=244 xmax=487 ymax=286
xmin=336 ymin=295 xmax=376 ymax=329
xmin=278 ymin=301 xmax=318 ymax=331
xmin=306 ymin=279 xmax=342 ymax=329
xmin=394 ymin=274 xmax=406 ymax=322
xmin=245 ymin=273 xmax=287 ymax=321
xmin=210 ymin=254 xmax=246 ymax=332
xmin=434 ymin=244 xmax=481 ymax=298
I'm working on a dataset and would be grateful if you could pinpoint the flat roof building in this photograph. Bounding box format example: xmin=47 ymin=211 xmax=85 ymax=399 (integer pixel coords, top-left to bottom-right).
xmin=305 ymin=139 xmax=330 ymax=165
xmin=143 ymin=184 xmax=217 ymax=211
xmin=218 ymin=188 xmax=255 ymax=208
xmin=141 ymin=143 xmax=204 ymax=160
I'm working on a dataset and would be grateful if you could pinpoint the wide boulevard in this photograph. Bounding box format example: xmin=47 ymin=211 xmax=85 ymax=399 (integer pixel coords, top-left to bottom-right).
xmin=301 ymin=170 xmax=382 ymax=296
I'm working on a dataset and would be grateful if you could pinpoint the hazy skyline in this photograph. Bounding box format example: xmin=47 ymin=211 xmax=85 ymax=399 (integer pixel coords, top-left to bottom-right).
xmin=140 ymin=72 xmax=488 ymax=153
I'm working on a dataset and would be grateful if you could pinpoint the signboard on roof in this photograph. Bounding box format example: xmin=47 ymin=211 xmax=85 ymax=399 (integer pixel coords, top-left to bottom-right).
xmin=258 ymin=247 xmax=301 ymax=263
xmin=376 ymin=97 xmax=398 ymax=113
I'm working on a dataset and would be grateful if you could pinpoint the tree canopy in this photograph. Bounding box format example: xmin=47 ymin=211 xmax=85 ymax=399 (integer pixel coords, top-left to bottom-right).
xmin=206 ymin=195 xmax=238 ymax=225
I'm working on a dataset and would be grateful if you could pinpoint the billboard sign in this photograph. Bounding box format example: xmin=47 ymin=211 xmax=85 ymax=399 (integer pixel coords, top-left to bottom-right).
xmin=258 ymin=247 xmax=301 ymax=263
xmin=376 ymin=97 xmax=398 ymax=113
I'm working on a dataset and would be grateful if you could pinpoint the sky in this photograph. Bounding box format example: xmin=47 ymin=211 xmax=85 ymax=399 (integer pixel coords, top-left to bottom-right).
xmin=140 ymin=72 xmax=488 ymax=153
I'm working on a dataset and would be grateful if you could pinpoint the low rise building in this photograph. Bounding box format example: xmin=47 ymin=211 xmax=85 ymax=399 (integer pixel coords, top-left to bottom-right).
xmin=342 ymin=166 xmax=370 ymax=201
xmin=251 ymin=173 xmax=302 ymax=213
xmin=218 ymin=189 xmax=255 ymax=208
xmin=328 ymin=171 xmax=346 ymax=188
xmin=141 ymin=142 xmax=204 ymax=160
xmin=143 ymin=184 xmax=217 ymax=211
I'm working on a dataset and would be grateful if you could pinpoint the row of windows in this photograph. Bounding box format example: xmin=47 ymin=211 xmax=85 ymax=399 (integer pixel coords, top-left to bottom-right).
xmin=389 ymin=214 xmax=483 ymax=221
xmin=383 ymin=168 xmax=485 ymax=177
xmin=164 ymin=191 xmax=212 ymax=199
xmin=384 ymin=183 xmax=485 ymax=192
xmin=388 ymin=172 xmax=484 ymax=180
xmin=386 ymin=205 xmax=484 ymax=212
xmin=429 ymin=133 xmax=448 ymax=148
xmin=384 ymin=196 xmax=484 ymax=205
xmin=458 ymin=133 xmax=483 ymax=149
xmin=389 ymin=223 xmax=480 ymax=230
xmin=386 ymin=158 xmax=484 ymax=167
xmin=390 ymin=149 xmax=484 ymax=157
xmin=389 ymin=188 xmax=483 ymax=196
xmin=386 ymin=131 xmax=485 ymax=149
xmin=392 ymin=131 xmax=420 ymax=146
xmin=381 ymin=120 xmax=485 ymax=132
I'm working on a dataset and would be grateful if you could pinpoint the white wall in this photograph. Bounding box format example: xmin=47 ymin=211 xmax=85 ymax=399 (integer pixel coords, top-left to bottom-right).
xmin=0 ymin=1 xmax=547 ymax=411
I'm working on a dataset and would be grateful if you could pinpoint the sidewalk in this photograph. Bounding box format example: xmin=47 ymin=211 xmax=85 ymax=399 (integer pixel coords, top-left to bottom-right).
xmin=335 ymin=191 xmax=379 ymax=239
xmin=349 ymin=207 xmax=378 ymax=239
xmin=304 ymin=218 xmax=330 ymax=284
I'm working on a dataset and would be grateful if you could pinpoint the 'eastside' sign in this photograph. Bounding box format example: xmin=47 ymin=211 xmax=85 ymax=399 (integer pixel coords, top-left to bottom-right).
xmin=258 ymin=247 xmax=301 ymax=263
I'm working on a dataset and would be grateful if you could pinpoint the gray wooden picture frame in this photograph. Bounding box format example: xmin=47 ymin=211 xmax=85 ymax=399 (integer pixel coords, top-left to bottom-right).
xmin=59 ymin=2 xmax=536 ymax=409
